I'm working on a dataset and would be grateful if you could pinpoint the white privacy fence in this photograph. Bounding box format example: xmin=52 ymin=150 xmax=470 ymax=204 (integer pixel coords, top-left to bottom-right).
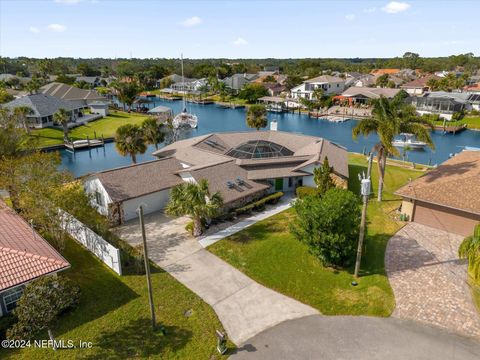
xmin=61 ymin=211 xmax=122 ymax=275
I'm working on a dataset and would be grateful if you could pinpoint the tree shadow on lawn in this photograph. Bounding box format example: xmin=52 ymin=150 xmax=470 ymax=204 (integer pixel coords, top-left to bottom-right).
xmin=78 ymin=318 xmax=192 ymax=359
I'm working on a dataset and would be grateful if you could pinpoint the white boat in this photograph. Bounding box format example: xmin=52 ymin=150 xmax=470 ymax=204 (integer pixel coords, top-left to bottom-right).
xmin=172 ymin=54 xmax=198 ymax=129
xmin=266 ymin=104 xmax=284 ymax=113
xmin=392 ymin=133 xmax=427 ymax=149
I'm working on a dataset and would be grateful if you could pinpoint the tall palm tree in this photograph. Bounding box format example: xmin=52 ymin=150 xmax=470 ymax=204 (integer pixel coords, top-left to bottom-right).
xmin=112 ymin=81 xmax=142 ymax=112
xmin=165 ymin=179 xmax=223 ymax=237
xmin=459 ymin=224 xmax=480 ymax=280
xmin=114 ymin=124 xmax=146 ymax=164
xmin=352 ymin=95 xmax=434 ymax=201
xmin=53 ymin=108 xmax=70 ymax=142
xmin=141 ymin=118 xmax=165 ymax=150
xmin=246 ymin=104 xmax=267 ymax=131
xmin=13 ymin=106 xmax=34 ymax=134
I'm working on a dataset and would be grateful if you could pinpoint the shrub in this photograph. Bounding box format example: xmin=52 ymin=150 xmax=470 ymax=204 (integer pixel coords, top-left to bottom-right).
xmin=235 ymin=192 xmax=284 ymax=216
xmin=290 ymin=188 xmax=361 ymax=267
xmin=0 ymin=315 xmax=15 ymax=340
xmin=451 ymin=110 xmax=465 ymax=121
xmin=296 ymin=186 xmax=317 ymax=199
xmin=459 ymin=224 xmax=480 ymax=280
xmin=469 ymin=109 xmax=480 ymax=116
xmin=185 ymin=219 xmax=206 ymax=236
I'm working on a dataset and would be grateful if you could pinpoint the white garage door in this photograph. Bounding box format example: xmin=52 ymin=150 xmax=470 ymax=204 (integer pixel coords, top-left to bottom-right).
xmin=122 ymin=189 xmax=171 ymax=221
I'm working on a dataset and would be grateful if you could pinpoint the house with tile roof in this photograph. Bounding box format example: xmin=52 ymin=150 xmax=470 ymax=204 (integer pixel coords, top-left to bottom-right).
xmin=290 ymin=75 xmax=345 ymax=100
xmin=0 ymin=201 xmax=70 ymax=316
xmin=340 ymin=86 xmax=402 ymax=104
xmin=400 ymin=75 xmax=441 ymax=96
xmin=396 ymin=150 xmax=480 ymax=236
xmin=85 ymin=129 xmax=349 ymax=225
xmin=2 ymin=93 xmax=84 ymax=128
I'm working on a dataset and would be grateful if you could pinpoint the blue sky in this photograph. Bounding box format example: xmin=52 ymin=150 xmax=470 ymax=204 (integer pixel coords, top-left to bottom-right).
xmin=0 ymin=0 xmax=479 ymax=59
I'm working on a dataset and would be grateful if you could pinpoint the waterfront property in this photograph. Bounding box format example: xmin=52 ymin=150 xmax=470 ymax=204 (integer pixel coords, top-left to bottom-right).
xmin=397 ymin=150 xmax=480 ymax=236
xmin=407 ymin=91 xmax=472 ymax=120
xmin=290 ymin=75 xmax=345 ymax=99
xmin=41 ymin=82 xmax=107 ymax=108
xmin=86 ymin=130 xmax=348 ymax=224
xmin=0 ymin=200 xmax=70 ymax=317
xmin=339 ymin=87 xmax=401 ymax=104
xmin=2 ymin=93 xmax=84 ymax=128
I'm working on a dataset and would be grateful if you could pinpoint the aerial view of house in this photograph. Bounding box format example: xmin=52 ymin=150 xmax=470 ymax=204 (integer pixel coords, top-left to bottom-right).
xmin=1 ymin=1 xmax=480 ymax=359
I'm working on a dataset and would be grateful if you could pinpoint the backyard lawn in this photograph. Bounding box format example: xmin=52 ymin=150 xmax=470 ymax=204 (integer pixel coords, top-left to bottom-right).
xmin=30 ymin=111 xmax=150 ymax=148
xmin=208 ymin=153 xmax=424 ymax=316
xmin=0 ymin=237 xmax=229 ymax=359
xmin=433 ymin=116 xmax=480 ymax=130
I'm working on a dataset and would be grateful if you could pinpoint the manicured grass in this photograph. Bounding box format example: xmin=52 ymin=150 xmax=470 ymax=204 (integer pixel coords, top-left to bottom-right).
xmin=0 ymin=237 xmax=230 ymax=359
xmin=30 ymin=111 xmax=150 ymax=148
xmin=433 ymin=116 xmax=480 ymax=130
xmin=208 ymin=153 xmax=423 ymax=316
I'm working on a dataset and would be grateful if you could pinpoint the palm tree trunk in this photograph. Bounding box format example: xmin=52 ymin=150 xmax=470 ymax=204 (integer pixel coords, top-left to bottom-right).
xmin=63 ymin=123 xmax=69 ymax=142
xmin=131 ymin=153 xmax=137 ymax=164
xmin=377 ymin=149 xmax=386 ymax=202
xmin=193 ymin=216 xmax=202 ymax=237
xmin=154 ymin=142 xmax=159 ymax=150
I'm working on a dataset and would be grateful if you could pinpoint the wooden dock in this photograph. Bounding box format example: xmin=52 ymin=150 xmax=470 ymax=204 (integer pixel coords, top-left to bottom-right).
xmin=434 ymin=124 xmax=467 ymax=134
xmin=215 ymin=102 xmax=245 ymax=109
xmin=65 ymin=136 xmax=105 ymax=151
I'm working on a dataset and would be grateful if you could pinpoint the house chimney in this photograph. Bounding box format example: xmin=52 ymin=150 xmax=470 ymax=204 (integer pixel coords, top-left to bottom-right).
xmin=270 ymin=120 xmax=278 ymax=131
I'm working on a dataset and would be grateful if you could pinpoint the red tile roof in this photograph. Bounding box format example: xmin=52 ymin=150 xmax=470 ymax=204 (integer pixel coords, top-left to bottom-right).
xmin=0 ymin=201 xmax=70 ymax=291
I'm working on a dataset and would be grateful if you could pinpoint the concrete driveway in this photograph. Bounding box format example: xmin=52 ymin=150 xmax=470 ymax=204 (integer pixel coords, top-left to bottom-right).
xmin=386 ymin=222 xmax=480 ymax=339
xmin=114 ymin=212 xmax=318 ymax=345
xmin=229 ymin=315 xmax=480 ymax=360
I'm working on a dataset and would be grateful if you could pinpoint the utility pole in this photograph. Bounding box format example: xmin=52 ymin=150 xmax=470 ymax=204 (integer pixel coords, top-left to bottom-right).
xmin=138 ymin=205 xmax=156 ymax=330
xmin=353 ymin=153 xmax=373 ymax=280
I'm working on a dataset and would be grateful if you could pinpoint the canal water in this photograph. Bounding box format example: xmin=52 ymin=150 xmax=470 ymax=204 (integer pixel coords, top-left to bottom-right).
xmin=60 ymin=98 xmax=480 ymax=177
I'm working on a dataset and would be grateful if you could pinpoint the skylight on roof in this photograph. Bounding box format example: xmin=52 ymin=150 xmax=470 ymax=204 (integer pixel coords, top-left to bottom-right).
xmin=226 ymin=140 xmax=293 ymax=159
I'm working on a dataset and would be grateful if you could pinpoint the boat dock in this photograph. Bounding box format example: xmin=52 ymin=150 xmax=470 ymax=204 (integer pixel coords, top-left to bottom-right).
xmin=434 ymin=124 xmax=467 ymax=134
xmin=216 ymin=102 xmax=245 ymax=109
xmin=187 ymin=98 xmax=214 ymax=105
xmin=157 ymin=95 xmax=182 ymax=101
xmin=64 ymin=136 xmax=105 ymax=151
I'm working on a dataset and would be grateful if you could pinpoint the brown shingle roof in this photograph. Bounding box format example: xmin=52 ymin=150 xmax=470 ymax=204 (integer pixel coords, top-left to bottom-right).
xmin=0 ymin=201 xmax=70 ymax=291
xmin=401 ymin=75 xmax=441 ymax=89
xmin=41 ymin=82 xmax=106 ymax=102
xmin=95 ymin=158 xmax=184 ymax=202
xmin=395 ymin=151 xmax=480 ymax=215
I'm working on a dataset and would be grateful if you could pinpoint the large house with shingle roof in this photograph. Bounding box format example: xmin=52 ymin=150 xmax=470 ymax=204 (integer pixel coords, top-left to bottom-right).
xmin=0 ymin=201 xmax=70 ymax=316
xmin=396 ymin=150 xmax=480 ymax=236
xmin=2 ymin=93 xmax=84 ymax=128
xmin=85 ymin=130 xmax=349 ymax=225
xmin=290 ymin=75 xmax=345 ymax=99
xmin=41 ymin=82 xmax=107 ymax=108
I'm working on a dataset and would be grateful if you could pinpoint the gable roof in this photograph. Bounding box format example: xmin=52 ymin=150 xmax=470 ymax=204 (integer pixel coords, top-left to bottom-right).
xmin=0 ymin=201 xmax=70 ymax=292
xmin=341 ymin=86 xmax=401 ymax=99
xmin=94 ymin=158 xmax=184 ymax=202
xmin=395 ymin=151 xmax=480 ymax=215
xmin=305 ymin=75 xmax=344 ymax=84
xmin=41 ymin=82 xmax=106 ymax=102
xmin=370 ymin=69 xmax=400 ymax=76
xmin=401 ymin=75 xmax=441 ymax=89
xmin=2 ymin=93 xmax=79 ymax=117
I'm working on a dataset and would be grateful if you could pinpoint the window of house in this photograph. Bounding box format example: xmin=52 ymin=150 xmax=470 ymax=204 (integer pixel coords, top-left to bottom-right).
xmin=3 ymin=286 xmax=24 ymax=312
xmin=95 ymin=191 xmax=104 ymax=207
xmin=288 ymin=177 xmax=293 ymax=187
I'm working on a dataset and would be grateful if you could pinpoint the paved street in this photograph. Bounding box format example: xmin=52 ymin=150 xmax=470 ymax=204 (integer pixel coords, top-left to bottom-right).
xmin=229 ymin=315 xmax=480 ymax=360
xmin=386 ymin=223 xmax=480 ymax=339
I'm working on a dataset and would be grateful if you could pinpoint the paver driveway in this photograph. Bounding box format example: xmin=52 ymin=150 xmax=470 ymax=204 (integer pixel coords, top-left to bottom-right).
xmin=114 ymin=212 xmax=318 ymax=345
xmin=386 ymin=222 xmax=480 ymax=339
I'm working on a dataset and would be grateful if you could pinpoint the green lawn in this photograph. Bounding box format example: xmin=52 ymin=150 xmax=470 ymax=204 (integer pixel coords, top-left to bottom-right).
xmin=30 ymin=111 xmax=150 ymax=148
xmin=433 ymin=116 xmax=480 ymax=130
xmin=0 ymin=237 xmax=230 ymax=359
xmin=209 ymin=153 xmax=423 ymax=316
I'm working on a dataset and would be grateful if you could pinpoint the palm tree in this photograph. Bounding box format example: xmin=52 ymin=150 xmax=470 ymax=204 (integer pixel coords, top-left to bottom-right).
xmin=459 ymin=224 xmax=480 ymax=280
xmin=112 ymin=81 xmax=142 ymax=112
xmin=352 ymin=95 xmax=434 ymax=201
xmin=165 ymin=179 xmax=223 ymax=237
xmin=115 ymin=124 xmax=146 ymax=164
xmin=13 ymin=106 xmax=33 ymax=134
xmin=246 ymin=104 xmax=267 ymax=131
xmin=141 ymin=118 xmax=165 ymax=150
xmin=53 ymin=108 xmax=70 ymax=142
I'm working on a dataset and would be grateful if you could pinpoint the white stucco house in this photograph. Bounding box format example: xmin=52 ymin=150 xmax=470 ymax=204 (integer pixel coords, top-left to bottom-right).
xmin=290 ymin=75 xmax=345 ymax=100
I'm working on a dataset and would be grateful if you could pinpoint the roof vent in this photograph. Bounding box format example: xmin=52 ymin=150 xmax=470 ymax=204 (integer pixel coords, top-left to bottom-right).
xmin=226 ymin=181 xmax=235 ymax=189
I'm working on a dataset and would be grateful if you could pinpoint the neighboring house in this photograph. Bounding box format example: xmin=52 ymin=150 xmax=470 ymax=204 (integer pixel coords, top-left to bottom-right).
xmin=407 ymin=91 xmax=471 ymax=120
xmin=370 ymin=68 xmax=400 ymax=76
xmin=397 ymin=150 xmax=480 ymax=236
xmin=40 ymin=82 xmax=107 ymax=108
xmin=0 ymin=200 xmax=70 ymax=317
xmin=263 ymin=82 xmax=287 ymax=96
xmin=340 ymin=86 xmax=401 ymax=104
xmin=157 ymin=74 xmax=194 ymax=89
xmin=222 ymin=73 xmax=259 ymax=92
xmin=401 ymin=75 xmax=441 ymax=96
xmin=86 ymin=130 xmax=349 ymax=225
xmin=0 ymin=73 xmax=31 ymax=88
xmin=468 ymin=94 xmax=480 ymax=111
xmin=171 ymin=78 xmax=208 ymax=93
xmin=89 ymin=101 xmax=110 ymax=116
xmin=2 ymin=93 xmax=83 ymax=128
xmin=290 ymin=75 xmax=345 ymax=99
xmin=75 ymin=76 xmax=102 ymax=87
xmin=352 ymin=74 xmax=377 ymax=88
xmin=463 ymin=83 xmax=480 ymax=94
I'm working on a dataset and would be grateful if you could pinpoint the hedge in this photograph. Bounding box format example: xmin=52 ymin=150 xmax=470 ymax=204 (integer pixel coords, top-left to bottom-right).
xmin=296 ymin=186 xmax=318 ymax=199
xmin=235 ymin=192 xmax=284 ymax=216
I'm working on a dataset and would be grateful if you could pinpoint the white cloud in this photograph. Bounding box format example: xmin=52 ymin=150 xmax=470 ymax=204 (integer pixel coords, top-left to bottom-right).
xmin=180 ymin=16 xmax=202 ymax=27
xmin=29 ymin=26 xmax=40 ymax=34
xmin=345 ymin=14 xmax=356 ymax=21
xmin=54 ymin=0 xmax=82 ymax=4
xmin=363 ymin=7 xmax=376 ymax=13
xmin=233 ymin=37 xmax=248 ymax=46
xmin=46 ymin=23 xmax=66 ymax=32
xmin=382 ymin=2 xmax=411 ymax=14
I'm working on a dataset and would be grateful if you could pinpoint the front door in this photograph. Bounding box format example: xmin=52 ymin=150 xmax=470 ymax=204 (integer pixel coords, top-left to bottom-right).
xmin=275 ymin=178 xmax=283 ymax=191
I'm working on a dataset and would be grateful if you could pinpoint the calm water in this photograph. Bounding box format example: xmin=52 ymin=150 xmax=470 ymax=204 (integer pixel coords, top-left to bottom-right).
xmin=59 ymin=98 xmax=480 ymax=177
